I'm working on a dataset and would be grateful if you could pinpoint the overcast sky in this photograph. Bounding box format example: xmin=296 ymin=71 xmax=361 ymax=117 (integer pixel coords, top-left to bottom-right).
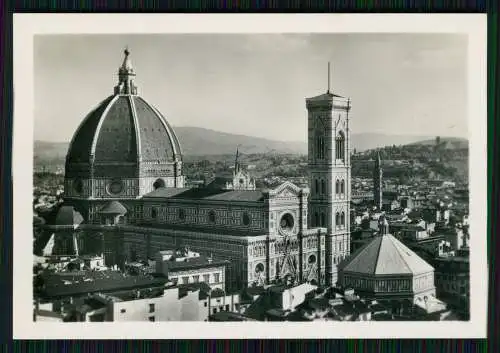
xmin=34 ymin=33 xmax=467 ymax=143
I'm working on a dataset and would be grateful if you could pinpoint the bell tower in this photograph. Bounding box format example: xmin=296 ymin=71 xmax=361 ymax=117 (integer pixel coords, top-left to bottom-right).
xmin=306 ymin=63 xmax=351 ymax=286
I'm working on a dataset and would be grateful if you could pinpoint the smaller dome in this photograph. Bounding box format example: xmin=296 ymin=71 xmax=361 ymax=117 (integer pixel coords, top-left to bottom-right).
xmin=55 ymin=205 xmax=84 ymax=226
xmin=98 ymin=201 xmax=128 ymax=215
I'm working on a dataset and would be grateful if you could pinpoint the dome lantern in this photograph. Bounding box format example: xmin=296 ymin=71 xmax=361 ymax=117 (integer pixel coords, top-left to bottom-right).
xmin=114 ymin=47 xmax=138 ymax=95
xmin=378 ymin=214 xmax=389 ymax=235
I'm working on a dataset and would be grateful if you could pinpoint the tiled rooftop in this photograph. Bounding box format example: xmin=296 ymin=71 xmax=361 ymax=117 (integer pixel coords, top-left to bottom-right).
xmin=142 ymin=187 xmax=265 ymax=202
xmin=40 ymin=270 xmax=170 ymax=299
xmin=160 ymin=256 xmax=229 ymax=272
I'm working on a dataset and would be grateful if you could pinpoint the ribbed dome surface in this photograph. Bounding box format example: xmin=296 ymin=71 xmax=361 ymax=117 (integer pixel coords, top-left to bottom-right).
xmin=66 ymin=95 xmax=181 ymax=165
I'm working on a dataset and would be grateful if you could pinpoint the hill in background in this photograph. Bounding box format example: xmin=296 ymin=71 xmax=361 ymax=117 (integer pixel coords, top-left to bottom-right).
xmin=34 ymin=126 xmax=466 ymax=162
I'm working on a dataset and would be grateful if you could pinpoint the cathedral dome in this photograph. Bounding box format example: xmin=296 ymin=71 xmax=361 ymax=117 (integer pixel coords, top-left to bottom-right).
xmin=64 ymin=49 xmax=185 ymax=200
xmin=66 ymin=48 xmax=182 ymax=167
xmin=66 ymin=93 xmax=182 ymax=165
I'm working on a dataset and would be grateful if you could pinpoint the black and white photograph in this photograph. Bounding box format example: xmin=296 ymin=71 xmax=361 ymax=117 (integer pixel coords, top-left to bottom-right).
xmin=13 ymin=14 xmax=487 ymax=339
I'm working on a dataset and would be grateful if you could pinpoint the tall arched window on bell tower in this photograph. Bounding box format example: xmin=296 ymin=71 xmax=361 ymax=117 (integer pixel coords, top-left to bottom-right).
xmin=336 ymin=131 xmax=345 ymax=161
xmin=316 ymin=136 xmax=326 ymax=160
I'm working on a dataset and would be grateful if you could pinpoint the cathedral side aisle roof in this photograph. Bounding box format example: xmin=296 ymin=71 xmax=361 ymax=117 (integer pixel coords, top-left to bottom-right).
xmin=143 ymin=187 xmax=265 ymax=202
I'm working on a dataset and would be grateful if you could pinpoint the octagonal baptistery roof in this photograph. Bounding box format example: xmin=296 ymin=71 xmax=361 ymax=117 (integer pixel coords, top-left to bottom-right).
xmin=340 ymin=216 xmax=435 ymax=277
xmin=65 ymin=49 xmax=182 ymax=179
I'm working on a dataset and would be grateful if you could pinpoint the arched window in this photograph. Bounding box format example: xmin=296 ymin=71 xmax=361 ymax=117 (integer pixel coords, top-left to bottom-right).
xmin=316 ymin=136 xmax=325 ymax=160
xmin=320 ymin=212 xmax=326 ymax=227
xmin=341 ymin=212 xmax=345 ymax=226
xmin=335 ymin=212 xmax=340 ymax=227
xmin=336 ymin=131 xmax=345 ymax=161
xmin=314 ymin=212 xmax=319 ymax=227
xmin=208 ymin=210 xmax=216 ymax=223
xmin=336 ymin=180 xmax=340 ymax=194
xmin=340 ymin=180 xmax=345 ymax=194
xmin=151 ymin=208 xmax=157 ymax=219
xmin=321 ymin=180 xmax=326 ymax=194
xmin=315 ymin=179 xmax=319 ymax=195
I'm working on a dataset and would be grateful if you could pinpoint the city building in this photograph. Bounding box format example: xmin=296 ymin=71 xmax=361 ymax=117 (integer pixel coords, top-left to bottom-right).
xmin=432 ymin=247 xmax=469 ymax=318
xmin=155 ymin=249 xmax=228 ymax=290
xmin=37 ymin=50 xmax=353 ymax=290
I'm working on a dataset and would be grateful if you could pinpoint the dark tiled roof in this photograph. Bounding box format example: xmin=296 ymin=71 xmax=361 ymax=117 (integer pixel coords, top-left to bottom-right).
xmin=162 ymin=256 xmax=228 ymax=272
xmin=99 ymin=201 xmax=128 ymax=215
xmin=67 ymin=96 xmax=115 ymax=163
xmin=83 ymin=298 xmax=107 ymax=311
xmin=205 ymin=176 xmax=232 ymax=189
xmin=133 ymin=96 xmax=181 ymax=161
xmin=66 ymin=94 xmax=182 ymax=168
xmin=210 ymin=288 xmax=226 ymax=298
xmin=245 ymin=286 xmax=266 ymax=297
xmin=306 ymin=92 xmax=345 ymax=101
xmin=143 ymin=187 xmax=265 ymax=202
xmin=35 ymin=309 xmax=64 ymax=319
xmin=33 ymin=216 xmax=46 ymax=225
xmin=135 ymin=222 xmax=264 ymax=237
xmin=307 ymin=297 xmax=330 ymax=311
xmin=93 ymin=96 xmax=138 ymax=163
xmin=210 ymin=312 xmax=254 ymax=321
xmin=40 ymin=271 xmax=169 ymax=299
xmin=177 ymin=282 xmax=211 ymax=299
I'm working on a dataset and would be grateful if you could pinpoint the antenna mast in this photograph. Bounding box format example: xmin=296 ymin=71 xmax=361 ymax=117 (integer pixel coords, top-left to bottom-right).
xmin=327 ymin=62 xmax=331 ymax=94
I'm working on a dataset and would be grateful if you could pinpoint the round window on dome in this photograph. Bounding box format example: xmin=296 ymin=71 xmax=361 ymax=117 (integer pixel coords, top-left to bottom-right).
xmin=107 ymin=180 xmax=124 ymax=195
xmin=279 ymin=213 xmax=295 ymax=234
xmin=255 ymin=263 xmax=265 ymax=273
